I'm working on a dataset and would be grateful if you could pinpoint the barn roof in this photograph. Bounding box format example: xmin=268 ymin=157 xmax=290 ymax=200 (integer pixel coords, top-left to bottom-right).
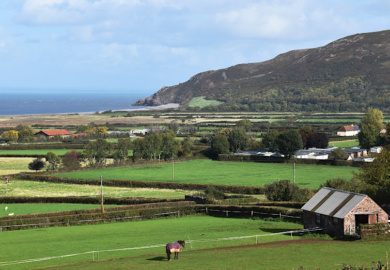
xmin=37 ymin=129 xmax=72 ymax=136
xmin=338 ymin=125 xmax=360 ymax=132
xmin=301 ymin=187 xmax=367 ymax=219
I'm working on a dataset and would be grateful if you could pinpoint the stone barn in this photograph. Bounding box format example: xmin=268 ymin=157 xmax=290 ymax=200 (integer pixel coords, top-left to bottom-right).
xmin=301 ymin=187 xmax=388 ymax=237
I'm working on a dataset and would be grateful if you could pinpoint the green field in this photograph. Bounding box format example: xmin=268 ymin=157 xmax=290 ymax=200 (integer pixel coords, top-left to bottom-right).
xmin=188 ymin=96 xmax=224 ymax=108
xmin=55 ymin=160 xmax=359 ymax=189
xmin=0 ymin=203 xmax=119 ymax=217
xmin=52 ymin=240 xmax=390 ymax=270
xmin=0 ymin=215 xmax=303 ymax=269
xmin=0 ymin=149 xmax=82 ymax=156
xmin=329 ymin=140 xmax=359 ymax=148
xmin=0 ymin=180 xmax=187 ymax=199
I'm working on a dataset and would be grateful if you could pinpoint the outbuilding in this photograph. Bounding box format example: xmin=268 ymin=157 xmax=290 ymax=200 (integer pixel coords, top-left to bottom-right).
xmin=34 ymin=129 xmax=72 ymax=139
xmin=302 ymin=187 xmax=388 ymax=236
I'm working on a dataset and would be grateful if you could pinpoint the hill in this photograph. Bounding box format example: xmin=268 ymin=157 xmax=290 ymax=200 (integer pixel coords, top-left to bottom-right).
xmin=133 ymin=30 xmax=390 ymax=112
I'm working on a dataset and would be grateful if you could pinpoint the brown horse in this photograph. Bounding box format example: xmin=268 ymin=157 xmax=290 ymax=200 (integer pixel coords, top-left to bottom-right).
xmin=165 ymin=240 xmax=185 ymax=261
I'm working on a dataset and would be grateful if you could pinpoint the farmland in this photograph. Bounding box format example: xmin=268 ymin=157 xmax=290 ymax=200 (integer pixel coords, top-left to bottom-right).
xmin=0 ymin=203 xmax=120 ymax=217
xmin=0 ymin=215 xmax=304 ymax=269
xmin=55 ymin=159 xmax=359 ymax=189
xmin=0 ymin=180 xmax=188 ymax=199
xmin=0 ymin=110 xmax=388 ymax=270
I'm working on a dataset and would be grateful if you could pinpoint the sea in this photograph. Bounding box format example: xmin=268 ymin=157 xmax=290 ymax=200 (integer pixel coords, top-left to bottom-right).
xmin=0 ymin=89 xmax=148 ymax=116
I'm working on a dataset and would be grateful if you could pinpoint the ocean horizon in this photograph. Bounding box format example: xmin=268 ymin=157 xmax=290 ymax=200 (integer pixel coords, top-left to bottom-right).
xmin=0 ymin=89 xmax=149 ymax=116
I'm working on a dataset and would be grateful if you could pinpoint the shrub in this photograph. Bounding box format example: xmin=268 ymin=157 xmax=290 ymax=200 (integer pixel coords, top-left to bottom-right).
xmin=264 ymin=180 xmax=312 ymax=202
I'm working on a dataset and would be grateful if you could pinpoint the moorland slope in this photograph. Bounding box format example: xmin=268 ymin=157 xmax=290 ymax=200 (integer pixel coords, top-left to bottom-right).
xmin=133 ymin=30 xmax=390 ymax=112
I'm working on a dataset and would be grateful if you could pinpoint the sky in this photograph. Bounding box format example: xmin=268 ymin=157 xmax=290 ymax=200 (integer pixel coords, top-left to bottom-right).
xmin=0 ymin=0 xmax=389 ymax=96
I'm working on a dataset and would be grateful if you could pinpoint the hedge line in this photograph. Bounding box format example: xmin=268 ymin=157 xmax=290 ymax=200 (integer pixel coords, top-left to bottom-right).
xmin=0 ymin=196 xmax=182 ymax=205
xmin=19 ymin=174 xmax=265 ymax=194
xmin=0 ymin=144 xmax=85 ymax=150
xmin=218 ymin=154 xmax=361 ymax=167
xmin=0 ymin=201 xmax=196 ymax=231
xmin=195 ymin=204 xmax=303 ymax=218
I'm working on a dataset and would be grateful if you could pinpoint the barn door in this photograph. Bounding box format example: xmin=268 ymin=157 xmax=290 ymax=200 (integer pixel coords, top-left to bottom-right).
xmin=368 ymin=214 xmax=377 ymax=224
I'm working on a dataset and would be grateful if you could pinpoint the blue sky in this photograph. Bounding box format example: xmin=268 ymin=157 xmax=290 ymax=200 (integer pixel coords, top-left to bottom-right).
xmin=0 ymin=0 xmax=389 ymax=96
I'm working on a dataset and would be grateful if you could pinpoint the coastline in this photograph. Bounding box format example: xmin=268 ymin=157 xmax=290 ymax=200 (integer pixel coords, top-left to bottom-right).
xmin=79 ymin=103 xmax=180 ymax=115
xmin=1 ymin=103 xmax=180 ymax=117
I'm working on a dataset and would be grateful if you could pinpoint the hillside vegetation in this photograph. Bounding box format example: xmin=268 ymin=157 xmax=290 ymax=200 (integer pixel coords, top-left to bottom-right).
xmin=133 ymin=30 xmax=390 ymax=112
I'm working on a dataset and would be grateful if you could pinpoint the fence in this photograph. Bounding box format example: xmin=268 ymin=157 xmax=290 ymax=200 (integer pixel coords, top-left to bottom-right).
xmin=0 ymin=210 xmax=182 ymax=231
xmin=0 ymin=227 xmax=322 ymax=267
xmin=200 ymin=207 xmax=302 ymax=220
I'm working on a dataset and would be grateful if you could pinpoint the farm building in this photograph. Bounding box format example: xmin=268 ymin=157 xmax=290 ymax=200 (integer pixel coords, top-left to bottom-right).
xmin=337 ymin=125 xmax=360 ymax=136
xmin=302 ymin=187 xmax=388 ymax=236
xmin=34 ymin=129 xmax=72 ymax=139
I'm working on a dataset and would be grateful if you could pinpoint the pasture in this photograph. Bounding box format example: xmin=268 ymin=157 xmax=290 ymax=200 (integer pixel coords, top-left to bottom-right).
xmin=0 ymin=203 xmax=119 ymax=217
xmin=53 ymin=240 xmax=390 ymax=270
xmin=329 ymin=140 xmax=359 ymax=148
xmin=55 ymin=160 xmax=359 ymax=189
xmin=0 ymin=149 xmax=82 ymax=156
xmin=0 ymin=157 xmax=35 ymax=175
xmin=0 ymin=180 xmax=187 ymax=199
xmin=0 ymin=215 xmax=303 ymax=269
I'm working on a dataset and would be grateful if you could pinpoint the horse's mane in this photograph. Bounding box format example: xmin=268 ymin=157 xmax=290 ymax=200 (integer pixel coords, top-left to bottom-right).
xmin=177 ymin=240 xmax=185 ymax=245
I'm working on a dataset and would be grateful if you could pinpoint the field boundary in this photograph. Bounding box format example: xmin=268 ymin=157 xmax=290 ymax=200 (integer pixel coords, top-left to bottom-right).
xmin=0 ymin=227 xmax=322 ymax=267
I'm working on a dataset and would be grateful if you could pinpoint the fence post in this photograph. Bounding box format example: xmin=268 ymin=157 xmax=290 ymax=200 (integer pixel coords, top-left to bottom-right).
xmin=178 ymin=210 xmax=180 ymax=217
xmin=206 ymin=207 xmax=208 ymax=214
xmin=279 ymin=213 xmax=282 ymax=219
xmin=256 ymin=235 xmax=258 ymax=244
xmin=251 ymin=210 xmax=253 ymax=217
xmin=226 ymin=211 xmax=229 ymax=217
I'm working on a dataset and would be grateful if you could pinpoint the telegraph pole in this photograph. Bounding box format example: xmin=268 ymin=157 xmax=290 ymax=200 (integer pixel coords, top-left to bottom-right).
xmin=100 ymin=175 xmax=104 ymax=213
xmin=172 ymin=157 xmax=174 ymax=182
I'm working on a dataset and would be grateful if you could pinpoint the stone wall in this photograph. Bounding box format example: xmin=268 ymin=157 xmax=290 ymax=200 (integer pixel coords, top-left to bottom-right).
xmin=344 ymin=197 xmax=388 ymax=234
xmin=360 ymin=223 xmax=390 ymax=240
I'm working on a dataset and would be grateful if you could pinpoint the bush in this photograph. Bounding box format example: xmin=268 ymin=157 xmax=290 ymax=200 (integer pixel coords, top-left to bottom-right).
xmin=204 ymin=186 xmax=225 ymax=200
xmin=264 ymin=180 xmax=312 ymax=202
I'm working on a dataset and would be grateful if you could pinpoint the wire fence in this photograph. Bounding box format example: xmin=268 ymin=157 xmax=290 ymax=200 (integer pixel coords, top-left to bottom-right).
xmin=0 ymin=208 xmax=300 ymax=231
xmin=0 ymin=227 xmax=322 ymax=267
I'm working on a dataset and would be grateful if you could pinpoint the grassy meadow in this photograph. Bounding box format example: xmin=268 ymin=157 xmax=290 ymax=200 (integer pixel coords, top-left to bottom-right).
xmin=0 ymin=203 xmax=119 ymax=217
xmin=0 ymin=157 xmax=35 ymax=175
xmin=0 ymin=180 xmax=187 ymax=199
xmin=55 ymin=159 xmax=359 ymax=189
xmin=0 ymin=149 xmax=82 ymax=156
xmin=0 ymin=215 xmax=303 ymax=269
xmin=53 ymin=240 xmax=390 ymax=270
xmin=329 ymin=139 xmax=359 ymax=148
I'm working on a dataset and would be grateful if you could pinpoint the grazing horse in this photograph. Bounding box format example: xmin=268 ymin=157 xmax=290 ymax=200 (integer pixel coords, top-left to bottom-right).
xmin=165 ymin=240 xmax=185 ymax=261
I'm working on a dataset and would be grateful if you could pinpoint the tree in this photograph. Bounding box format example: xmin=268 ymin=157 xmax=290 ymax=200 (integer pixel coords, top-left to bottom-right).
xmin=28 ymin=158 xmax=45 ymax=172
xmin=275 ymin=130 xmax=303 ymax=158
xmin=236 ymin=119 xmax=252 ymax=131
xmin=299 ymin=126 xmax=314 ymax=149
xmin=180 ymin=136 xmax=194 ymax=157
xmin=358 ymin=108 xmax=383 ymax=149
xmin=354 ymin=147 xmax=390 ymax=204
xmin=307 ymin=132 xmax=329 ymax=148
xmin=211 ymin=134 xmax=230 ymax=155
xmin=113 ymin=138 xmax=132 ymax=163
xmin=228 ymin=127 xmax=249 ymax=152
xmin=264 ymin=180 xmax=312 ymax=202
xmin=1 ymin=130 xmax=18 ymax=141
xmin=84 ymin=138 xmax=113 ymax=166
xmin=45 ymin=151 xmax=61 ymax=170
xmin=331 ymin=147 xmax=347 ymax=160
xmin=160 ymin=132 xmax=181 ymax=160
xmin=62 ymin=151 xmax=83 ymax=170
xmin=261 ymin=130 xmax=278 ymax=149
xmin=16 ymin=125 xmax=35 ymax=142
xmin=248 ymin=137 xmax=261 ymax=150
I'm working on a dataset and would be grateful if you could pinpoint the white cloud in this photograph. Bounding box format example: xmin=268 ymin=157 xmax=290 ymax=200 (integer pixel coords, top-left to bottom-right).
xmin=98 ymin=43 xmax=139 ymax=65
xmin=19 ymin=0 xmax=141 ymax=25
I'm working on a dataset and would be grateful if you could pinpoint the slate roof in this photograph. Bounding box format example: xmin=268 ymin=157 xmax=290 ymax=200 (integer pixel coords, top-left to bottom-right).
xmin=301 ymin=187 xmax=367 ymax=219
